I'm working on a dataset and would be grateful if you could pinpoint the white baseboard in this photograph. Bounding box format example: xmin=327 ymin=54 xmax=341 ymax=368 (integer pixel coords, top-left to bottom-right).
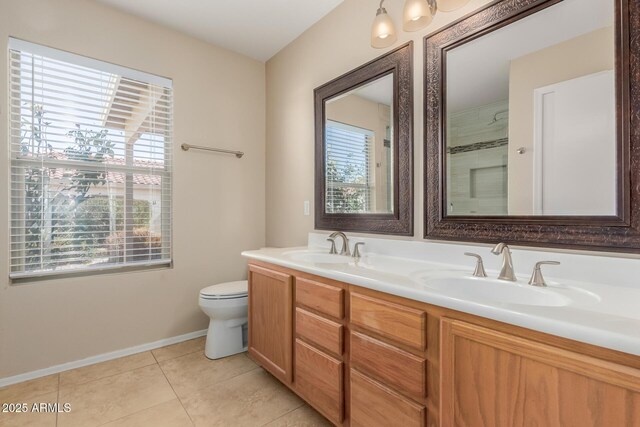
xmin=0 ymin=329 xmax=208 ymax=388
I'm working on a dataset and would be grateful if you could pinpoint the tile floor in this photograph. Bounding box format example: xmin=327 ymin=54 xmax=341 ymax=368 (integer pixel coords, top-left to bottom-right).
xmin=0 ymin=337 xmax=332 ymax=427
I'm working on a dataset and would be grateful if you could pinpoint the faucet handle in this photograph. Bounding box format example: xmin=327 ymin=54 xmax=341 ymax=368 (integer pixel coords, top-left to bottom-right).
xmin=528 ymin=261 xmax=560 ymax=287
xmin=464 ymin=252 xmax=488 ymax=278
xmin=326 ymin=238 xmax=337 ymax=255
xmin=352 ymin=242 xmax=365 ymax=259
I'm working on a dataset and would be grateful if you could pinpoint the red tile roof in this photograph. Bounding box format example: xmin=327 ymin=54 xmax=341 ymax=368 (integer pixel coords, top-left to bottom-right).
xmin=43 ymin=152 xmax=164 ymax=186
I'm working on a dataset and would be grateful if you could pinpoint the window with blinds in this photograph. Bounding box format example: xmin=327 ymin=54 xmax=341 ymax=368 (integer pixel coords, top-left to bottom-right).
xmin=8 ymin=38 xmax=173 ymax=281
xmin=325 ymin=120 xmax=373 ymax=213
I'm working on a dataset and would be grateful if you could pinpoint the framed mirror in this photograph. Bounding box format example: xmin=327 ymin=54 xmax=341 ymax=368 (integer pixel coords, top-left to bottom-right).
xmin=315 ymin=42 xmax=413 ymax=235
xmin=424 ymin=0 xmax=639 ymax=252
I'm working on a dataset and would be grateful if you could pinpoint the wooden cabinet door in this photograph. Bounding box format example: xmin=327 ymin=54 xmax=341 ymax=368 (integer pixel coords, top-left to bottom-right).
xmin=248 ymin=264 xmax=293 ymax=384
xmin=441 ymin=318 xmax=640 ymax=427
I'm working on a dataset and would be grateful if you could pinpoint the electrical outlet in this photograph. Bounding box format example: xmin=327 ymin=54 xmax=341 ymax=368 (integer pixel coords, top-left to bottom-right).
xmin=304 ymin=200 xmax=310 ymax=216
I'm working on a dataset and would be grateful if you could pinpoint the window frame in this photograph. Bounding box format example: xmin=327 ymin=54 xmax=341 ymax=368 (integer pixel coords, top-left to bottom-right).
xmin=8 ymin=38 xmax=173 ymax=283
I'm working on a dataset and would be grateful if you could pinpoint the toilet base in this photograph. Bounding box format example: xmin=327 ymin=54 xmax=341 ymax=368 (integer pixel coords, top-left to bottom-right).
xmin=204 ymin=317 xmax=248 ymax=359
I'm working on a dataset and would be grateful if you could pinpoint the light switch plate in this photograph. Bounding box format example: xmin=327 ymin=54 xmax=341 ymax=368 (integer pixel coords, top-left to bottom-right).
xmin=304 ymin=200 xmax=310 ymax=216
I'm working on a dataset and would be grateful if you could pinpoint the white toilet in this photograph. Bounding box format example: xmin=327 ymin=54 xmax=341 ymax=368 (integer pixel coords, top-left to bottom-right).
xmin=198 ymin=280 xmax=249 ymax=360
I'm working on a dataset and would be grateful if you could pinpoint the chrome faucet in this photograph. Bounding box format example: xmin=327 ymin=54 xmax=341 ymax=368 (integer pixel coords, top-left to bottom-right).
xmin=326 ymin=238 xmax=338 ymax=254
xmin=352 ymin=242 xmax=365 ymax=259
xmin=329 ymin=231 xmax=350 ymax=256
xmin=464 ymin=252 xmax=487 ymax=277
xmin=528 ymin=261 xmax=560 ymax=287
xmin=491 ymin=242 xmax=516 ymax=281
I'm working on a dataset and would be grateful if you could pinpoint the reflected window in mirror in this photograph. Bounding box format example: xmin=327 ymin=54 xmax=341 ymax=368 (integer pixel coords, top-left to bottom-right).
xmin=445 ymin=0 xmax=616 ymax=217
xmin=315 ymin=42 xmax=413 ymax=236
xmin=325 ymin=74 xmax=394 ymax=214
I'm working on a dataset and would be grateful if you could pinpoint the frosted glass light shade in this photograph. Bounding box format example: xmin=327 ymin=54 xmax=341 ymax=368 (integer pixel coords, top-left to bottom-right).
xmin=371 ymin=9 xmax=397 ymax=48
xmin=437 ymin=0 xmax=471 ymax=12
xmin=403 ymin=0 xmax=433 ymax=31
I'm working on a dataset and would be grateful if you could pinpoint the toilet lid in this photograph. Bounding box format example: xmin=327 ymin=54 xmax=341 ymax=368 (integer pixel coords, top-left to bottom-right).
xmin=200 ymin=280 xmax=248 ymax=299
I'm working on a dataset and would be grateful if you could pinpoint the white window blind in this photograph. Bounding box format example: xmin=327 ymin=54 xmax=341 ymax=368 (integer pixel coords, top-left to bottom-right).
xmin=325 ymin=121 xmax=373 ymax=213
xmin=9 ymin=38 xmax=173 ymax=280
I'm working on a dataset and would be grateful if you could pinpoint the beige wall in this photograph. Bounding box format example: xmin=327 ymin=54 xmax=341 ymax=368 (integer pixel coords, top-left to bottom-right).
xmin=0 ymin=0 xmax=265 ymax=378
xmin=265 ymin=0 xmax=493 ymax=247
xmin=508 ymin=27 xmax=614 ymax=214
xmin=326 ymin=94 xmax=391 ymax=211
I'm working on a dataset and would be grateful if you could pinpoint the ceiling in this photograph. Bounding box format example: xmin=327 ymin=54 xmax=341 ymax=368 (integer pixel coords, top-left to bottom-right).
xmin=95 ymin=0 xmax=344 ymax=62
xmin=447 ymin=0 xmax=614 ymax=112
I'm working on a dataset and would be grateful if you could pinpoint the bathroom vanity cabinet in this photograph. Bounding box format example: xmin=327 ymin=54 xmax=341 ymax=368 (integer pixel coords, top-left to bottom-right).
xmin=247 ymin=261 xmax=640 ymax=427
xmin=440 ymin=319 xmax=640 ymax=426
xmin=247 ymin=264 xmax=293 ymax=384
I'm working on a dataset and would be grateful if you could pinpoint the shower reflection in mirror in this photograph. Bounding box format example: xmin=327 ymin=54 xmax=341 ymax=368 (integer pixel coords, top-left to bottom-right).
xmin=445 ymin=0 xmax=616 ymax=217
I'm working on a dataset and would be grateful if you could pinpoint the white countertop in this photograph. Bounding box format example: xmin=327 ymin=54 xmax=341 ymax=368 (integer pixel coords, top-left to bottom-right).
xmin=242 ymin=233 xmax=640 ymax=357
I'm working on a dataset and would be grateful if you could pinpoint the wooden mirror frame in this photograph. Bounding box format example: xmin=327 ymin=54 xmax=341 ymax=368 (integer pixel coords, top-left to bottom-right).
xmin=315 ymin=42 xmax=414 ymax=235
xmin=424 ymin=0 xmax=638 ymax=252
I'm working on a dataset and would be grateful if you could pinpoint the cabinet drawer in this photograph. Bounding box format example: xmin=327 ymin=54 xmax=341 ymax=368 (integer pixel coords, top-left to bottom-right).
xmin=296 ymin=308 xmax=343 ymax=357
xmin=350 ymin=369 xmax=425 ymax=427
xmin=351 ymin=331 xmax=426 ymax=399
xmin=296 ymin=277 xmax=344 ymax=319
xmin=350 ymin=293 xmax=426 ymax=350
xmin=295 ymin=339 xmax=344 ymax=425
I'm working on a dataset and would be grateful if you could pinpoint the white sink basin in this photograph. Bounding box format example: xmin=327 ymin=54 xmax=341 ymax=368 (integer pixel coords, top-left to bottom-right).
xmin=283 ymin=250 xmax=351 ymax=264
xmin=412 ymin=273 xmax=600 ymax=307
xmin=426 ymin=277 xmax=569 ymax=306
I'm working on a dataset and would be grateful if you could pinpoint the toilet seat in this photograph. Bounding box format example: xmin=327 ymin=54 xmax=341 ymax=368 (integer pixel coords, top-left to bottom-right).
xmin=199 ymin=280 xmax=248 ymax=300
xmin=198 ymin=280 xmax=249 ymax=360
